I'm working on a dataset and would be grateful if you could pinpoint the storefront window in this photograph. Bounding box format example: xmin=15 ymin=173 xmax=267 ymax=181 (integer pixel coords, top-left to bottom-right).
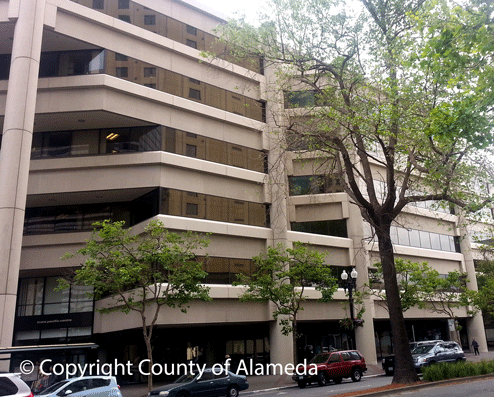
xmin=16 ymin=277 xmax=93 ymax=317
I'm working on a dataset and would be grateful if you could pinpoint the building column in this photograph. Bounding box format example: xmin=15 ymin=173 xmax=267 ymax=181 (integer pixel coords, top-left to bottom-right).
xmin=0 ymin=0 xmax=46 ymax=370
xmin=346 ymin=198 xmax=378 ymax=365
xmin=458 ymin=221 xmax=488 ymax=353
xmin=264 ymin=65 xmax=294 ymax=365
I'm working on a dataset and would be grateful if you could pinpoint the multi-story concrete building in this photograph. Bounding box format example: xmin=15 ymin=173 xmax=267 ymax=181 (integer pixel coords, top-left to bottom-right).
xmin=0 ymin=0 xmax=488 ymax=375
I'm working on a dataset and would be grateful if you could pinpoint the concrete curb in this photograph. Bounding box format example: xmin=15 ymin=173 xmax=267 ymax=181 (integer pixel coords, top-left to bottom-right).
xmin=241 ymin=374 xmax=384 ymax=395
xmin=242 ymin=373 xmax=494 ymax=396
xmin=335 ymin=373 xmax=494 ymax=397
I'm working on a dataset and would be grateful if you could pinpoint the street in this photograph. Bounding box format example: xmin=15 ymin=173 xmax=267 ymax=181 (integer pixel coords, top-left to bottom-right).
xmin=245 ymin=375 xmax=391 ymax=397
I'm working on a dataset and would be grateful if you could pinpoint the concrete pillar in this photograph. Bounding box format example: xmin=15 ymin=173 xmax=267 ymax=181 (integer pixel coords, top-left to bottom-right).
xmin=346 ymin=199 xmax=378 ymax=364
xmin=458 ymin=220 xmax=488 ymax=353
xmin=268 ymin=309 xmax=295 ymax=367
xmin=0 ymin=0 xmax=46 ymax=370
xmin=263 ymin=65 xmax=293 ymax=365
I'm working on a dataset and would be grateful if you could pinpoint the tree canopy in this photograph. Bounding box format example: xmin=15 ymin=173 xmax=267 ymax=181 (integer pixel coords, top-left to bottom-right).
xmin=62 ymin=220 xmax=210 ymax=390
xmin=235 ymin=242 xmax=338 ymax=363
xmin=214 ymin=0 xmax=494 ymax=384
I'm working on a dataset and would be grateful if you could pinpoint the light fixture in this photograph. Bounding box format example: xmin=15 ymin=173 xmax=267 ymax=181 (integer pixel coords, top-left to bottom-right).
xmin=106 ymin=133 xmax=119 ymax=140
xmin=341 ymin=270 xmax=348 ymax=281
xmin=351 ymin=268 xmax=358 ymax=279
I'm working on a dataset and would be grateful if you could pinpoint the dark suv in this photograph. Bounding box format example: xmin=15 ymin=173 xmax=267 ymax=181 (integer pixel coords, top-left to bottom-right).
xmin=292 ymin=350 xmax=367 ymax=388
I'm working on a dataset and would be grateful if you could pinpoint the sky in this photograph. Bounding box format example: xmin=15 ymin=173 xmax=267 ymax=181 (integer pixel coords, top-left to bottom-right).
xmin=195 ymin=0 xmax=264 ymax=22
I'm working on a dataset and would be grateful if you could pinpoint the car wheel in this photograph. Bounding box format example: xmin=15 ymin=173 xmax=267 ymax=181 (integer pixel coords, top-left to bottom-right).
xmin=297 ymin=381 xmax=307 ymax=389
xmin=384 ymin=368 xmax=394 ymax=376
xmin=227 ymin=385 xmax=239 ymax=397
xmin=456 ymin=358 xmax=464 ymax=363
xmin=351 ymin=368 xmax=362 ymax=382
xmin=332 ymin=377 xmax=343 ymax=384
xmin=317 ymin=372 xmax=329 ymax=386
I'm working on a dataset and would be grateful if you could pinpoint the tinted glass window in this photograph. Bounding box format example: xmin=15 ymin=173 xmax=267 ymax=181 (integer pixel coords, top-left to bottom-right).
xmin=92 ymin=0 xmax=104 ymax=9
xmin=0 ymin=378 xmax=18 ymax=396
xmin=349 ymin=351 xmax=361 ymax=360
xmin=66 ymin=380 xmax=91 ymax=393
xmin=291 ymin=219 xmax=347 ymax=238
xmin=118 ymin=0 xmax=129 ymax=9
xmin=199 ymin=372 xmax=214 ymax=381
xmin=91 ymin=379 xmax=111 ymax=388
xmin=341 ymin=352 xmax=352 ymax=361
xmin=310 ymin=354 xmax=330 ymax=364
xmin=328 ymin=354 xmax=340 ymax=363
xmin=144 ymin=15 xmax=155 ymax=25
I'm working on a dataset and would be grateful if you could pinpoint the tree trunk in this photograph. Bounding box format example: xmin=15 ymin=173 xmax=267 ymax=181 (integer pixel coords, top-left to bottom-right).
xmin=293 ymin=318 xmax=298 ymax=364
xmin=143 ymin=328 xmax=154 ymax=391
xmin=376 ymin=225 xmax=419 ymax=384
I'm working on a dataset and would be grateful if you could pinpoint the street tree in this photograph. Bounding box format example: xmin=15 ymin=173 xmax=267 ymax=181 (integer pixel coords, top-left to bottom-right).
xmin=418 ymin=270 xmax=474 ymax=342
xmin=214 ymin=0 xmax=494 ymax=383
xmin=366 ymin=258 xmax=436 ymax=313
xmin=471 ymin=240 xmax=494 ymax=319
xmin=235 ymin=242 xmax=338 ymax=364
xmin=61 ymin=220 xmax=211 ymax=390
xmin=368 ymin=260 xmax=475 ymax=342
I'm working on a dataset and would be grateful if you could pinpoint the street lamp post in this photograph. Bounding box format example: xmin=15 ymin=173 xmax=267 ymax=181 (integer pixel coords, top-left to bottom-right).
xmin=341 ymin=268 xmax=358 ymax=349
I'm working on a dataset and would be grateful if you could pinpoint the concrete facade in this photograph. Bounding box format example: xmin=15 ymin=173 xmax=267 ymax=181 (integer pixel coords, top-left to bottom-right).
xmin=0 ymin=0 xmax=489 ymax=373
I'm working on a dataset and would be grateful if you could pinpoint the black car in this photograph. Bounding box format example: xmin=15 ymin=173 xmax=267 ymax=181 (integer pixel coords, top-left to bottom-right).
xmin=148 ymin=369 xmax=248 ymax=397
xmin=382 ymin=340 xmax=443 ymax=375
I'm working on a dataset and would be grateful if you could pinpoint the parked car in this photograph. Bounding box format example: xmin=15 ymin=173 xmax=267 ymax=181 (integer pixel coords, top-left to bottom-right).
xmin=148 ymin=369 xmax=248 ymax=397
xmin=292 ymin=350 xmax=367 ymax=388
xmin=34 ymin=376 xmax=122 ymax=397
xmin=412 ymin=341 xmax=465 ymax=371
xmin=382 ymin=340 xmax=444 ymax=375
xmin=0 ymin=373 xmax=33 ymax=397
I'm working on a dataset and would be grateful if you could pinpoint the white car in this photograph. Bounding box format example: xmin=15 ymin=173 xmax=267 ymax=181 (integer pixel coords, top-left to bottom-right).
xmin=34 ymin=376 xmax=122 ymax=397
xmin=0 ymin=373 xmax=33 ymax=397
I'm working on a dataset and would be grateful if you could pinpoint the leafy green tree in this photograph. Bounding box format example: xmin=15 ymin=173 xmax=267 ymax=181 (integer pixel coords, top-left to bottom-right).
xmin=471 ymin=241 xmax=494 ymax=319
xmin=367 ymin=259 xmax=436 ymax=312
xmin=61 ymin=220 xmax=210 ymax=390
xmin=235 ymin=242 xmax=338 ymax=363
xmin=369 ymin=260 xmax=475 ymax=341
xmin=214 ymin=0 xmax=494 ymax=383
xmin=417 ymin=270 xmax=474 ymax=343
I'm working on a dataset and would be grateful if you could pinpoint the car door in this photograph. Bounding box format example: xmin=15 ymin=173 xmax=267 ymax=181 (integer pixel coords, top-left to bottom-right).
xmin=326 ymin=353 xmax=343 ymax=378
xmin=210 ymin=372 xmax=230 ymax=396
xmin=433 ymin=344 xmax=448 ymax=363
xmin=193 ymin=370 xmax=216 ymax=397
xmin=87 ymin=378 xmax=114 ymax=397
xmin=340 ymin=352 xmax=353 ymax=376
xmin=57 ymin=379 xmax=92 ymax=397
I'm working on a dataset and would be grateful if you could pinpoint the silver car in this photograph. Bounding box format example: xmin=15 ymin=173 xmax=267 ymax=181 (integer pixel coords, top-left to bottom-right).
xmin=34 ymin=376 xmax=122 ymax=397
xmin=0 ymin=373 xmax=33 ymax=397
xmin=412 ymin=341 xmax=466 ymax=371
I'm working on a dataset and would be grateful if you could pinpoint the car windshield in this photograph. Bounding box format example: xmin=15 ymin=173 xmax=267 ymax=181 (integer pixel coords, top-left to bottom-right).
xmin=174 ymin=373 xmax=197 ymax=383
xmin=36 ymin=380 xmax=71 ymax=395
xmin=309 ymin=354 xmax=329 ymax=364
xmin=411 ymin=345 xmax=435 ymax=355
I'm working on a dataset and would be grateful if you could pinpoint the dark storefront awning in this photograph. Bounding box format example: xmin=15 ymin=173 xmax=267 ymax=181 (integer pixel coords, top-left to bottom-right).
xmin=0 ymin=343 xmax=98 ymax=356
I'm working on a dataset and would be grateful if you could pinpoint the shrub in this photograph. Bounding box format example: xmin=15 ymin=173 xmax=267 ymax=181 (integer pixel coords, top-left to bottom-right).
xmin=422 ymin=360 xmax=494 ymax=381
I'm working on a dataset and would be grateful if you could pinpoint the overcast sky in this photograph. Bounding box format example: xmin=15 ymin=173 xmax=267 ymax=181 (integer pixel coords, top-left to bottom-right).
xmin=195 ymin=0 xmax=264 ymax=22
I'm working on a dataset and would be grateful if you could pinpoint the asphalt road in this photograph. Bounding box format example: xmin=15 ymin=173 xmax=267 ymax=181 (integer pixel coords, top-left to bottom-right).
xmin=245 ymin=375 xmax=391 ymax=397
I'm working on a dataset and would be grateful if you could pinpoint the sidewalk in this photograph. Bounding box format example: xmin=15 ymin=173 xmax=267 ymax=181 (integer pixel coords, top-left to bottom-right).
xmin=119 ymin=363 xmax=385 ymax=397
xmin=119 ymin=350 xmax=494 ymax=397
